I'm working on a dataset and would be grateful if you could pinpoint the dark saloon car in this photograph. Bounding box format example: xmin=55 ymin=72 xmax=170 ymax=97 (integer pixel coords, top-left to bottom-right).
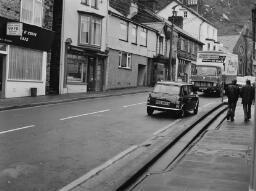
xmin=147 ymin=81 xmax=199 ymax=117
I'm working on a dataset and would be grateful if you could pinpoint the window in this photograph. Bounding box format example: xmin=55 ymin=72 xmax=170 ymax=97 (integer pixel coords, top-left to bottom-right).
xmin=81 ymin=0 xmax=98 ymax=8
xmin=119 ymin=52 xmax=131 ymax=69
xmin=79 ymin=14 xmax=102 ymax=46
xmin=131 ymin=24 xmax=137 ymax=44
xmin=140 ymin=28 xmax=147 ymax=46
xmin=184 ymin=11 xmax=188 ymax=18
xmin=207 ymin=43 xmax=210 ymax=50
xmin=21 ymin=0 xmax=43 ymax=26
xmin=67 ymin=54 xmax=87 ymax=83
xmin=9 ymin=46 xmax=43 ymax=81
xmin=120 ymin=20 xmax=128 ymax=41
xmin=91 ymin=0 xmax=97 ymax=8
xmin=159 ymin=36 xmax=164 ymax=55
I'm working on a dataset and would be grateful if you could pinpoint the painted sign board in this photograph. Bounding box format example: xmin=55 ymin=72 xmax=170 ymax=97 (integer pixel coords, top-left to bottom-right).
xmin=6 ymin=22 xmax=23 ymax=36
xmin=0 ymin=16 xmax=54 ymax=51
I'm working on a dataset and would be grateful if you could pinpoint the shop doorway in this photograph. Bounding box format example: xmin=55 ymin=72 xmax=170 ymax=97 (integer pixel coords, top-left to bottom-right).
xmin=87 ymin=57 xmax=96 ymax=92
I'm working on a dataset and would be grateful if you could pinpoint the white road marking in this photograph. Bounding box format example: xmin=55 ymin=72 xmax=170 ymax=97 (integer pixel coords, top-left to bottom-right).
xmin=122 ymin=102 xmax=146 ymax=108
xmin=59 ymin=145 xmax=138 ymax=191
xmin=59 ymin=109 xmax=110 ymax=121
xmin=0 ymin=125 xmax=35 ymax=135
xmin=153 ymin=119 xmax=181 ymax=136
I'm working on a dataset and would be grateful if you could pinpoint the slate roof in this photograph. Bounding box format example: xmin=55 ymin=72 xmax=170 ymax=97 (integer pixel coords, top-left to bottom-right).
xmin=218 ymin=35 xmax=240 ymax=52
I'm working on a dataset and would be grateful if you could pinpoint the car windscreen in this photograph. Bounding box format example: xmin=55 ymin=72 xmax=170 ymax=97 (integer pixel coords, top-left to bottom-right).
xmin=153 ymin=84 xmax=180 ymax=95
xmin=196 ymin=66 xmax=218 ymax=76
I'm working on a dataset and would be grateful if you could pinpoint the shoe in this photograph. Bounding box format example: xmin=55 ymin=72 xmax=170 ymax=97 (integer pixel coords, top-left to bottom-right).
xmin=231 ymin=118 xmax=234 ymax=122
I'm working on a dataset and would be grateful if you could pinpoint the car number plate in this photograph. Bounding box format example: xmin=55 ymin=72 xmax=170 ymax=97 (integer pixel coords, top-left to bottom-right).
xmin=156 ymin=100 xmax=170 ymax=106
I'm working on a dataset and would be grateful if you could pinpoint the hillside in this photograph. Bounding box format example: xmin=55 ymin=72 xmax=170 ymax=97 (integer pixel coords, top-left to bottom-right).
xmin=110 ymin=0 xmax=255 ymax=36
xmin=155 ymin=0 xmax=256 ymax=35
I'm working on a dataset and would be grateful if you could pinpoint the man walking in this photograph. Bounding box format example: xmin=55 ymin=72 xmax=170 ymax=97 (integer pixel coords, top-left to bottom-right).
xmin=240 ymin=80 xmax=255 ymax=122
xmin=226 ymin=79 xmax=240 ymax=121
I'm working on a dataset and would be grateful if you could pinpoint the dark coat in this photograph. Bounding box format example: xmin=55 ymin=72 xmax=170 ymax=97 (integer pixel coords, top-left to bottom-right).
xmin=240 ymin=85 xmax=255 ymax=104
xmin=226 ymin=84 xmax=240 ymax=103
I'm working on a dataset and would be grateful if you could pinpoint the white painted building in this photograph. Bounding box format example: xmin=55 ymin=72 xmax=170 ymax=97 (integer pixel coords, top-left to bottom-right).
xmin=0 ymin=0 xmax=54 ymax=98
xmin=157 ymin=0 xmax=219 ymax=51
xmin=58 ymin=0 xmax=108 ymax=94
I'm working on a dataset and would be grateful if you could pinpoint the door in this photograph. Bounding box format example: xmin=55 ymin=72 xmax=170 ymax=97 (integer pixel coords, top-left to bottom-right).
xmin=87 ymin=57 xmax=96 ymax=92
xmin=0 ymin=55 xmax=3 ymax=95
xmin=137 ymin=64 xmax=146 ymax=86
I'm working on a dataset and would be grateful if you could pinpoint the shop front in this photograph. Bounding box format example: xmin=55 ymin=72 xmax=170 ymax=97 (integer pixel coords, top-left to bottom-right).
xmin=152 ymin=56 xmax=169 ymax=84
xmin=64 ymin=45 xmax=107 ymax=93
xmin=0 ymin=17 xmax=54 ymax=98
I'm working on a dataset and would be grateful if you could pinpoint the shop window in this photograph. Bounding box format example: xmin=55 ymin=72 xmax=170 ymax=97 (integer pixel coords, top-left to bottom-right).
xmin=79 ymin=14 xmax=102 ymax=46
xmin=131 ymin=24 xmax=137 ymax=44
xmin=119 ymin=52 xmax=131 ymax=69
xmin=21 ymin=0 xmax=43 ymax=27
xmin=8 ymin=46 xmax=43 ymax=81
xmin=140 ymin=28 xmax=147 ymax=47
xmin=67 ymin=54 xmax=87 ymax=83
xmin=120 ymin=20 xmax=128 ymax=41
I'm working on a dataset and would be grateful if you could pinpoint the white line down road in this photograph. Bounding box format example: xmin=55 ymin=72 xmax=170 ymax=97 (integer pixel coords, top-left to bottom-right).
xmin=0 ymin=125 xmax=35 ymax=135
xmin=59 ymin=109 xmax=111 ymax=121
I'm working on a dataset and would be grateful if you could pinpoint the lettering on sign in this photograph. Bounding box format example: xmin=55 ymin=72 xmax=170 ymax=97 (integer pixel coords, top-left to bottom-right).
xmin=6 ymin=22 xmax=23 ymax=36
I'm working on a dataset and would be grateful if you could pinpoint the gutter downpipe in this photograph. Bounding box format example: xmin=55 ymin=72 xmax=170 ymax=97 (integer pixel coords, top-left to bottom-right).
xmin=59 ymin=0 xmax=66 ymax=94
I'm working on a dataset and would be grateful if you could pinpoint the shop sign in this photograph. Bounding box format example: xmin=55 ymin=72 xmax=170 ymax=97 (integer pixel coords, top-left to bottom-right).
xmin=0 ymin=17 xmax=54 ymax=51
xmin=6 ymin=22 xmax=23 ymax=36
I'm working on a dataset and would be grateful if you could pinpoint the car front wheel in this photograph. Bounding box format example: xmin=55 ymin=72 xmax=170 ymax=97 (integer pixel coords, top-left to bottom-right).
xmin=147 ymin=107 xmax=154 ymax=116
xmin=178 ymin=109 xmax=185 ymax=118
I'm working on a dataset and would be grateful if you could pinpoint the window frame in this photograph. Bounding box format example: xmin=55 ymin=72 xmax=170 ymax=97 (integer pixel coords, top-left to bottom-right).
xmin=81 ymin=0 xmax=98 ymax=9
xmin=131 ymin=24 xmax=138 ymax=44
xmin=184 ymin=11 xmax=188 ymax=18
xmin=140 ymin=27 xmax=147 ymax=47
xmin=118 ymin=51 xmax=132 ymax=69
xmin=20 ymin=0 xmax=43 ymax=27
xmin=78 ymin=13 xmax=102 ymax=47
xmin=120 ymin=20 xmax=129 ymax=42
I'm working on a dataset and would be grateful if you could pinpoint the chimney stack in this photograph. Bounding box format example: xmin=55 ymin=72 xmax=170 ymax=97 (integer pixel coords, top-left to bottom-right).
xmin=127 ymin=1 xmax=138 ymax=19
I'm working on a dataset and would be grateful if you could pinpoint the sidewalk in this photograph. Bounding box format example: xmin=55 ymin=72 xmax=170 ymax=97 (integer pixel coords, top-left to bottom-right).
xmin=132 ymin=104 xmax=253 ymax=191
xmin=0 ymin=86 xmax=153 ymax=111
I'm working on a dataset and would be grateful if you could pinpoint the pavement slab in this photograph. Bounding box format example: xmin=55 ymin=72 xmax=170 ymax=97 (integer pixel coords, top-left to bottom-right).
xmin=132 ymin=105 xmax=252 ymax=191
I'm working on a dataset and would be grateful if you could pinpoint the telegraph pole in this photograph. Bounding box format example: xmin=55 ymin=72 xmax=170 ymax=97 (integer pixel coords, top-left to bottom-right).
xmin=168 ymin=5 xmax=178 ymax=81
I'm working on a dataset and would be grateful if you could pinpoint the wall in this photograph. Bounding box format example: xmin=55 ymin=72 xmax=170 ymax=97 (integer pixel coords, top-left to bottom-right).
xmin=5 ymin=52 xmax=47 ymax=98
xmin=106 ymin=49 xmax=147 ymax=89
xmin=157 ymin=1 xmax=218 ymax=50
xmin=108 ymin=14 xmax=157 ymax=58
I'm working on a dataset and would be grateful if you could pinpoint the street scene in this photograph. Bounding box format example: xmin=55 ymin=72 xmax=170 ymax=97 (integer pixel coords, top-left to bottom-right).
xmin=0 ymin=0 xmax=255 ymax=191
